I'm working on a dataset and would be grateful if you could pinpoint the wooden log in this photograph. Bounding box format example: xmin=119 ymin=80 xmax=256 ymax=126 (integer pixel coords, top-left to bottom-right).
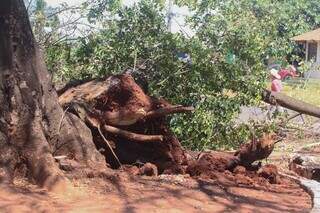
xmin=262 ymin=89 xmax=320 ymax=118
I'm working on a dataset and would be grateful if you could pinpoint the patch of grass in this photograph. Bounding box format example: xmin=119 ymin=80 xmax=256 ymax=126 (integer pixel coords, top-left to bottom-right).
xmin=282 ymin=78 xmax=320 ymax=107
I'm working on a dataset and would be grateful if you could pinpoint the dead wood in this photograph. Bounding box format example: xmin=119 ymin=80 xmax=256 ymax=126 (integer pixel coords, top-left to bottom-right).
xmin=262 ymin=89 xmax=320 ymax=118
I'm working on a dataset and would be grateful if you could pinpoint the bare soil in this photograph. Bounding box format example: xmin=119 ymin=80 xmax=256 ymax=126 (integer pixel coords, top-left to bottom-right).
xmin=0 ymin=165 xmax=311 ymax=213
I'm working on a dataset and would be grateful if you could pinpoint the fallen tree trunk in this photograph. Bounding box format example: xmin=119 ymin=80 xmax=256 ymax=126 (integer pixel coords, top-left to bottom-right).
xmin=262 ymin=89 xmax=320 ymax=118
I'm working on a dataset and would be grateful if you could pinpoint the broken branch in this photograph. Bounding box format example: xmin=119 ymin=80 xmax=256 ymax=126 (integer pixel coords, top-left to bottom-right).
xmin=145 ymin=106 xmax=194 ymax=119
xmin=103 ymin=124 xmax=164 ymax=142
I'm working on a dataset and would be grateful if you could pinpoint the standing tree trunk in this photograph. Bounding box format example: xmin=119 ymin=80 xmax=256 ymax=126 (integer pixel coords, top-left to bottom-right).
xmin=0 ymin=0 xmax=105 ymax=191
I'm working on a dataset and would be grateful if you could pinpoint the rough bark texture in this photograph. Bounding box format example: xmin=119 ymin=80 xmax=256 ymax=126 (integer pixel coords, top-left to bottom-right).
xmin=0 ymin=0 xmax=105 ymax=190
xmin=262 ymin=89 xmax=320 ymax=118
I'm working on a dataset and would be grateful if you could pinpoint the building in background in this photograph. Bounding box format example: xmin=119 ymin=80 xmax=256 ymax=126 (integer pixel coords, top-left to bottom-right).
xmin=292 ymin=28 xmax=320 ymax=79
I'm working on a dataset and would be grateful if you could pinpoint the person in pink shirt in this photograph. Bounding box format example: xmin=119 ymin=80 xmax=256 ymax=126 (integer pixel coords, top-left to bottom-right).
xmin=270 ymin=69 xmax=282 ymax=92
xmin=268 ymin=69 xmax=283 ymax=118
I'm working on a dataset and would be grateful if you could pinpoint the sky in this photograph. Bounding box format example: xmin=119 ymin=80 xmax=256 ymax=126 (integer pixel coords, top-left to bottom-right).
xmin=45 ymin=0 xmax=85 ymax=6
xmin=45 ymin=0 xmax=138 ymax=7
xmin=44 ymin=0 xmax=194 ymax=36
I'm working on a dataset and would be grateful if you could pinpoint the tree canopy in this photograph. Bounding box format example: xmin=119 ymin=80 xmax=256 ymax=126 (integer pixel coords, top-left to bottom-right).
xmin=27 ymin=0 xmax=320 ymax=150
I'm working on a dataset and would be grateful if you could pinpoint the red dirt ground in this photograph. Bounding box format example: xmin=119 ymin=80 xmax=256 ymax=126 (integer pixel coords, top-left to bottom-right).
xmin=0 ymin=168 xmax=311 ymax=213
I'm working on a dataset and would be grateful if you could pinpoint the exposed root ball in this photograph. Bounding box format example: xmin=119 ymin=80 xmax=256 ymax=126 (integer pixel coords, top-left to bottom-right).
xmin=58 ymin=74 xmax=283 ymax=188
xmin=59 ymin=74 xmax=189 ymax=171
xmin=186 ymin=152 xmax=239 ymax=176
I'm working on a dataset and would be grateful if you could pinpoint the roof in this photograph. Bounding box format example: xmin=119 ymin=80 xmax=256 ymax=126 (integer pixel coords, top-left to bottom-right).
xmin=292 ymin=28 xmax=320 ymax=42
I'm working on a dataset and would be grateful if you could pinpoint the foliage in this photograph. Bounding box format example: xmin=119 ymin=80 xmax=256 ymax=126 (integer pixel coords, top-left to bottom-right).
xmin=33 ymin=0 xmax=320 ymax=150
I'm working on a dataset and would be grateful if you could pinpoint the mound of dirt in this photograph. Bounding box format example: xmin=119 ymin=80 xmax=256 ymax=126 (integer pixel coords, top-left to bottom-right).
xmin=257 ymin=164 xmax=279 ymax=184
xmin=122 ymin=163 xmax=159 ymax=176
xmin=186 ymin=151 xmax=238 ymax=175
xmin=184 ymin=152 xmax=282 ymax=188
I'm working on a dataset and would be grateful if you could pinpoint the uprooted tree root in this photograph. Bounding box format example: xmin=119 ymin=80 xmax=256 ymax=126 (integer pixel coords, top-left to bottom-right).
xmin=58 ymin=74 xmax=281 ymax=184
xmin=59 ymin=74 xmax=191 ymax=172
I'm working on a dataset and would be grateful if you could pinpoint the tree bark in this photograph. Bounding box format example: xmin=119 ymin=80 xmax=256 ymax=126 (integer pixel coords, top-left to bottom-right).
xmin=262 ymin=89 xmax=320 ymax=118
xmin=0 ymin=0 xmax=105 ymax=190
